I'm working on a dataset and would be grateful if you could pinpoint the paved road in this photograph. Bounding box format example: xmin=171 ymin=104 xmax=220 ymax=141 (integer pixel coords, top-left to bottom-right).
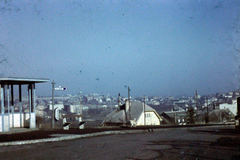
xmin=0 ymin=125 xmax=239 ymax=160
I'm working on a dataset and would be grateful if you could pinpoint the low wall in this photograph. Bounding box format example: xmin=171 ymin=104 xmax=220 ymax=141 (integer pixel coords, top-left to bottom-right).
xmin=0 ymin=112 xmax=36 ymax=132
xmin=0 ymin=114 xmax=10 ymax=132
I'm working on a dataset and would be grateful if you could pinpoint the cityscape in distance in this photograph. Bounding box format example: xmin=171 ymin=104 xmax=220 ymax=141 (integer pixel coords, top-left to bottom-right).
xmin=12 ymin=88 xmax=238 ymax=128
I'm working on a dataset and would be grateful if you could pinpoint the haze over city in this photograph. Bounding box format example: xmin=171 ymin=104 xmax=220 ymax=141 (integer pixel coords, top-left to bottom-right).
xmin=0 ymin=0 xmax=240 ymax=97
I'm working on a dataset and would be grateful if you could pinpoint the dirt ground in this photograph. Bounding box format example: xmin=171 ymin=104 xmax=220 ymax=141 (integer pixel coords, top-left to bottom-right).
xmin=0 ymin=125 xmax=239 ymax=159
xmin=0 ymin=124 xmax=225 ymax=142
xmin=0 ymin=127 xmax=129 ymax=142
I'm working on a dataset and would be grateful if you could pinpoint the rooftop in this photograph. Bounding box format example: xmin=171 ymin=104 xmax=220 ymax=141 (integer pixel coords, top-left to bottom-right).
xmin=0 ymin=77 xmax=49 ymax=84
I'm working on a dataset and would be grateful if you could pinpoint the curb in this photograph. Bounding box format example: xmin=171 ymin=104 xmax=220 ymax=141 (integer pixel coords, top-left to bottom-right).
xmin=0 ymin=130 xmax=148 ymax=146
xmin=0 ymin=125 xmax=229 ymax=146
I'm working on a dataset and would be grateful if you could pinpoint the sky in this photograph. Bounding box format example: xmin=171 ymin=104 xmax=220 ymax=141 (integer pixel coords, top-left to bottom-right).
xmin=0 ymin=0 xmax=240 ymax=97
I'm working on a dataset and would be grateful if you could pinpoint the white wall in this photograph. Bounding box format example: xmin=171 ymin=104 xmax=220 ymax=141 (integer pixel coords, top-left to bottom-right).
xmin=219 ymin=100 xmax=237 ymax=115
xmin=30 ymin=112 xmax=36 ymax=128
xmin=137 ymin=112 xmax=144 ymax=125
xmin=49 ymin=103 xmax=64 ymax=110
xmin=10 ymin=113 xmax=24 ymax=128
xmin=8 ymin=112 xmax=36 ymax=129
xmin=70 ymin=105 xmax=81 ymax=113
xmin=0 ymin=114 xmax=10 ymax=132
xmin=137 ymin=111 xmax=160 ymax=125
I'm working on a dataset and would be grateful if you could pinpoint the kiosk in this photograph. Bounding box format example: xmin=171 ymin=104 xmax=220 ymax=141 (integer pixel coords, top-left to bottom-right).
xmin=0 ymin=77 xmax=48 ymax=132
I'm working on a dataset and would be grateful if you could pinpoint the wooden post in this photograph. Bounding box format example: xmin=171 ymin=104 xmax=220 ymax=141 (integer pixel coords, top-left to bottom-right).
xmin=51 ymin=81 xmax=55 ymax=129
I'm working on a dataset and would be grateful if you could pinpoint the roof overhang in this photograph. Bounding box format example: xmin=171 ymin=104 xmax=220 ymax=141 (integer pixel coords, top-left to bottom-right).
xmin=0 ymin=77 xmax=49 ymax=85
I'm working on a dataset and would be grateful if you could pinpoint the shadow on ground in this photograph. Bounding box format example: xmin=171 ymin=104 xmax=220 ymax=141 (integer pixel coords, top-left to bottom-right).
xmin=189 ymin=128 xmax=238 ymax=136
xmin=132 ymin=127 xmax=240 ymax=160
xmin=141 ymin=138 xmax=240 ymax=160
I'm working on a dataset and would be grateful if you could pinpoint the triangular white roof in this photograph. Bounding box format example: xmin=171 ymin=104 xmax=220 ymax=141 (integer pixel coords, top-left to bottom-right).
xmin=103 ymin=101 xmax=160 ymax=124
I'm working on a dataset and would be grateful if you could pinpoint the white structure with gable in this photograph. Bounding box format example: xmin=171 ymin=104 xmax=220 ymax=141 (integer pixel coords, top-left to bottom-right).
xmin=102 ymin=100 xmax=162 ymax=126
xmin=219 ymin=100 xmax=237 ymax=116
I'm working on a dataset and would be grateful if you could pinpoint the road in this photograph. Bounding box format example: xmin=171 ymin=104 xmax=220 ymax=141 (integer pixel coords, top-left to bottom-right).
xmin=0 ymin=125 xmax=239 ymax=160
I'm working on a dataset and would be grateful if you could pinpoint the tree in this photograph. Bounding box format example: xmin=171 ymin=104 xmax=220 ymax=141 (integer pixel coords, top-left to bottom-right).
xmin=187 ymin=107 xmax=195 ymax=124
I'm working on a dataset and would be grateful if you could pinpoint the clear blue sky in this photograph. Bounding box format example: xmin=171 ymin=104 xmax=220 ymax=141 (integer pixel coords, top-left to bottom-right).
xmin=0 ymin=0 xmax=240 ymax=97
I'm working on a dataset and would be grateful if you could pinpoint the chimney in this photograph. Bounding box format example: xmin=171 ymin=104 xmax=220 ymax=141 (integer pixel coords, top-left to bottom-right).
xmin=124 ymin=99 xmax=129 ymax=123
xmin=118 ymin=93 xmax=121 ymax=108
xmin=125 ymin=99 xmax=130 ymax=112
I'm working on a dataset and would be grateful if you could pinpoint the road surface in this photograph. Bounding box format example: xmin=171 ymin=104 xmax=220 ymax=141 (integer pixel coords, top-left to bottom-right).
xmin=0 ymin=125 xmax=239 ymax=159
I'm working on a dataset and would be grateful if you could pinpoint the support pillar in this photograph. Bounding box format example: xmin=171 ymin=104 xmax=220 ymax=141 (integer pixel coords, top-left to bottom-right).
xmin=0 ymin=85 xmax=8 ymax=132
xmin=1 ymin=85 xmax=4 ymax=132
xmin=32 ymin=83 xmax=36 ymax=128
xmin=7 ymin=85 xmax=10 ymax=130
xmin=11 ymin=84 xmax=14 ymax=128
xmin=19 ymin=84 xmax=22 ymax=128
xmin=28 ymin=83 xmax=36 ymax=129
xmin=33 ymin=84 xmax=35 ymax=114
xmin=28 ymin=84 xmax=32 ymax=128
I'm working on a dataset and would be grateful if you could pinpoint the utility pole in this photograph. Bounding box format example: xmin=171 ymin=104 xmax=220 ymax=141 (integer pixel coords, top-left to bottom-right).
xmin=79 ymin=91 xmax=83 ymax=129
xmin=79 ymin=91 xmax=82 ymax=115
xmin=143 ymin=95 xmax=146 ymax=125
xmin=206 ymin=97 xmax=209 ymax=123
xmin=128 ymin=86 xmax=131 ymax=120
xmin=51 ymin=80 xmax=55 ymax=129
xmin=195 ymin=90 xmax=198 ymax=124
xmin=118 ymin=93 xmax=121 ymax=107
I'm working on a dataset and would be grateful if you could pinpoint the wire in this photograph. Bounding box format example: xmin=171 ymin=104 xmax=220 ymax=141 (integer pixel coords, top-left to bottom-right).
xmin=0 ymin=44 xmax=42 ymax=78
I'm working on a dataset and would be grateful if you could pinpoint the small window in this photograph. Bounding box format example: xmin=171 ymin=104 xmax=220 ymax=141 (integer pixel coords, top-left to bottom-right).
xmin=145 ymin=113 xmax=150 ymax=117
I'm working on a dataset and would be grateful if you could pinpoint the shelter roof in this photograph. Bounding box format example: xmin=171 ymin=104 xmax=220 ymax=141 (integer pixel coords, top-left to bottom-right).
xmin=0 ymin=77 xmax=49 ymax=84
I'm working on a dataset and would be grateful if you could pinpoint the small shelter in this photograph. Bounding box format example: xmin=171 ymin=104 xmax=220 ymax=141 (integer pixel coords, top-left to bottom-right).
xmin=0 ymin=77 xmax=48 ymax=132
xmin=102 ymin=100 xmax=162 ymax=126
